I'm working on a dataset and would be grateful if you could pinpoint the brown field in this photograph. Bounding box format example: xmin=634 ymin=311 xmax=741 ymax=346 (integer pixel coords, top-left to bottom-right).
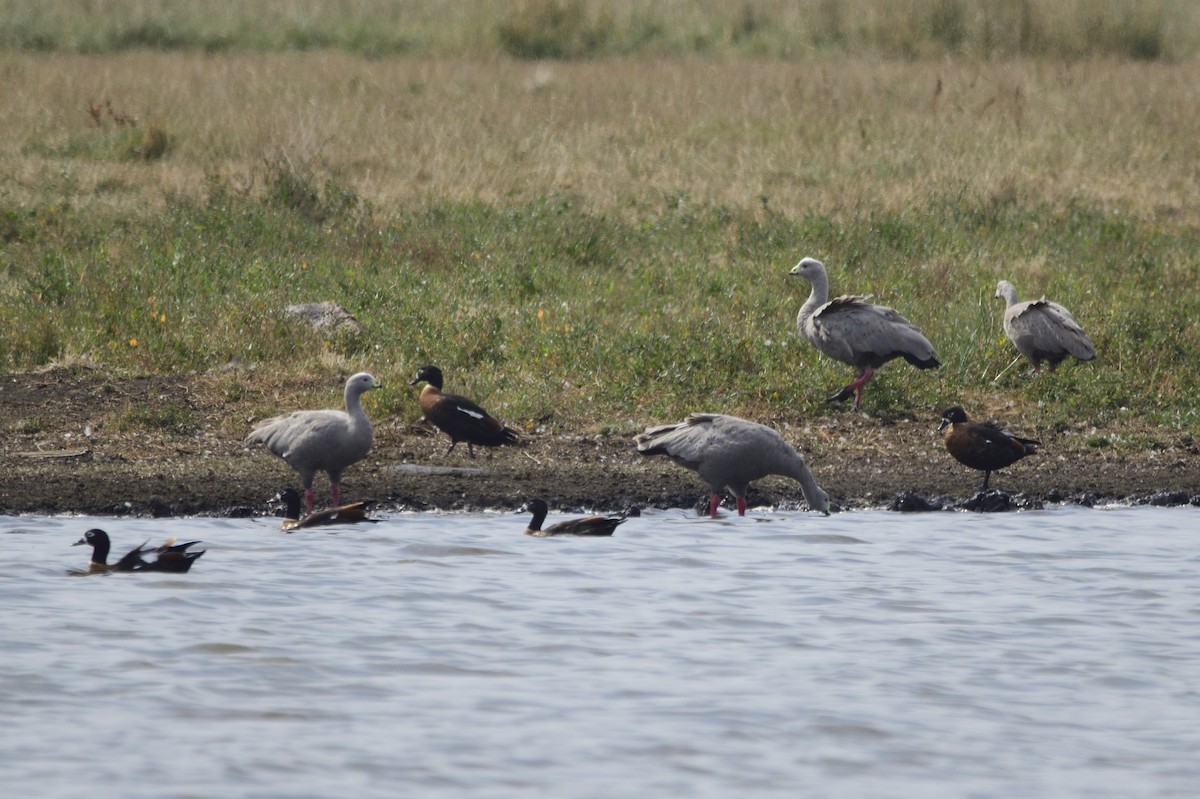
xmin=4 ymin=52 xmax=1199 ymax=223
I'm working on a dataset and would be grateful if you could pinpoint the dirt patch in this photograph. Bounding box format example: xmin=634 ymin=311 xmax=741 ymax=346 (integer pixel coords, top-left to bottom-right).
xmin=1 ymin=368 xmax=1197 ymax=517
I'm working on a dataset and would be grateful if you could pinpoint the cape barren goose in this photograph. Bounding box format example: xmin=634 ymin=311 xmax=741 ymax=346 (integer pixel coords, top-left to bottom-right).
xmin=995 ymin=280 xmax=1095 ymax=374
xmin=523 ymin=498 xmax=628 ymax=537
xmin=246 ymin=372 xmax=381 ymax=515
xmin=789 ymin=257 xmax=940 ymax=409
xmin=274 ymin=487 xmax=376 ymax=532
xmin=938 ymin=406 xmax=1040 ymax=491
xmin=635 ymin=413 xmax=830 ymax=518
xmin=71 ymin=529 xmax=205 ymax=575
xmin=410 ymin=365 xmax=519 ymax=457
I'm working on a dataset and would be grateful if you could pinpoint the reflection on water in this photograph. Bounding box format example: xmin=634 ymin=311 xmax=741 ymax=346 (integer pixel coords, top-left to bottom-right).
xmin=2 ymin=505 xmax=1198 ymax=798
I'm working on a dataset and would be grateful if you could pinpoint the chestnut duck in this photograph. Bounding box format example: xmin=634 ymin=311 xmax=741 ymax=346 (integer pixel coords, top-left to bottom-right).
xmin=523 ymin=498 xmax=627 ymax=537
xmin=410 ymin=365 xmax=519 ymax=457
xmin=938 ymin=406 xmax=1040 ymax=491
xmin=275 ymin=487 xmax=376 ymax=531
xmin=71 ymin=529 xmax=205 ymax=575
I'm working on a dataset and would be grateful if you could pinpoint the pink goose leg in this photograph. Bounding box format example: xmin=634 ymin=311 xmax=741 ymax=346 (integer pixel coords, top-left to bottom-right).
xmin=846 ymin=367 xmax=875 ymax=409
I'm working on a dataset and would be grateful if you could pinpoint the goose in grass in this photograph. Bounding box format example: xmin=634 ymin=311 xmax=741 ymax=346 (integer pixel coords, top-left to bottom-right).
xmin=71 ymin=529 xmax=205 ymax=575
xmin=274 ymin=487 xmax=376 ymax=532
xmin=789 ymin=257 xmax=940 ymax=409
xmin=995 ymin=280 xmax=1096 ymax=374
xmin=410 ymin=365 xmax=519 ymax=457
xmin=245 ymin=372 xmax=380 ymax=516
xmin=635 ymin=413 xmax=830 ymax=519
xmin=938 ymin=406 xmax=1040 ymax=491
xmin=522 ymin=498 xmax=628 ymax=537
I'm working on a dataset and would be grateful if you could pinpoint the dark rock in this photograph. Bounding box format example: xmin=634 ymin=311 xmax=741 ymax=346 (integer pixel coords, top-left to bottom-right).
xmin=1147 ymin=490 xmax=1190 ymax=507
xmin=1071 ymin=493 xmax=1098 ymax=508
xmin=144 ymin=498 xmax=173 ymax=518
xmin=960 ymin=490 xmax=1015 ymax=513
xmin=889 ymin=491 xmax=942 ymax=512
xmin=1011 ymin=493 xmax=1044 ymax=511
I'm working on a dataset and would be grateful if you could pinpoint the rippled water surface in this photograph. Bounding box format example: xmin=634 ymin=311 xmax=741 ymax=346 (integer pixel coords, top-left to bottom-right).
xmin=3 ymin=505 xmax=1198 ymax=798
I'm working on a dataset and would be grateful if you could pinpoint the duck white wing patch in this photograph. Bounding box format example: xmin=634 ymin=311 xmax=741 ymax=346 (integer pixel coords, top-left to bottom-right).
xmin=454 ymin=404 xmax=486 ymax=421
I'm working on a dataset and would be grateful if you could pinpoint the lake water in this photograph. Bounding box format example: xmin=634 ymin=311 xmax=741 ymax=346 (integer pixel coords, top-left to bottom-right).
xmin=2 ymin=504 xmax=1198 ymax=799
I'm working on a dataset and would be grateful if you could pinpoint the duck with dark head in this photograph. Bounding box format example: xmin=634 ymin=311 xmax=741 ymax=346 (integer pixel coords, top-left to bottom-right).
xmin=409 ymin=365 xmax=520 ymax=457
xmin=71 ymin=529 xmax=205 ymax=575
xmin=274 ymin=487 xmax=376 ymax=532
xmin=938 ymin=406 xmax=1040 ymax=492
xmin=522 ymin=499 xmax=627 ymax=537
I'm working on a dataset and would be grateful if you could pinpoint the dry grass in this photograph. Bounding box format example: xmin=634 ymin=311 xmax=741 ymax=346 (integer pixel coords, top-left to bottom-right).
xmin=3 ymin=0 xmax=1197 ymax=59
xmin=3 ymin=52 xmax=1200 ymax=225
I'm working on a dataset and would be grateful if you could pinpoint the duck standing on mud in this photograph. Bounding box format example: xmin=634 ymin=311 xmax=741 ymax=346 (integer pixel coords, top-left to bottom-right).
xmin=938 ymin=406 xmax=1040 ymax=492
xmin=410 ymin=365 xmax=520 ymax=457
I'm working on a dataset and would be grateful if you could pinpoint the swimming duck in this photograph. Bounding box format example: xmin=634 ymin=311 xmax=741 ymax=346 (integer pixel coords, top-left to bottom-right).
xmin=71 ymin=529 xmax=205 ymax=574
xmin=635 ymin=413 xmax=831 ymax=518
xmin=938 ymin=406 xmax=1040 ymax=491
xmin=245 ymin=372 xmax=380 ymax=515
xmin=145 ymin=537 xmax=207 ymax=573
xmin=409 ymin=365 xmax=519 ymax=457
xmin=995 ymin=280 xmax=1096 ymax=374
xmin=523 ymin=498 xmax=627 ymax=537
xmin=789 ymin=257 xmax=940 ymax=409
xmin=275 ymin=487 xmax=376 ymax=531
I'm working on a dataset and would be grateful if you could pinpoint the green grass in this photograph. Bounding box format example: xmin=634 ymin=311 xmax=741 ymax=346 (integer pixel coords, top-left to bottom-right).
xmin=2 ymin=170 xmax=1197 ymax=434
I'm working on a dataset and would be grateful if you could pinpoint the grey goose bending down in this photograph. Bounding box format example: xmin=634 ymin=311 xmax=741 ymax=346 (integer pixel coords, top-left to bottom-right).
xmin=635 ymin=413 xmax=830 ymax=518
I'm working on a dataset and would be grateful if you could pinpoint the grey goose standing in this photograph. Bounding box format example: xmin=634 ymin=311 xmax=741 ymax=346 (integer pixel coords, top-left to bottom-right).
xmin=246 ymin=372 xmax=381 ymax=515
xmin=789 ymin=257 xmax=939 ymax=409
xmin=995 ymin=280 xmax=1095 ymax=374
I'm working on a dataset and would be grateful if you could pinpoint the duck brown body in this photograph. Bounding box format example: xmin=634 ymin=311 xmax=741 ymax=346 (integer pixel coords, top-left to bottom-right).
xmin=523 ymin=498 xmax=626 ymax=537
xmin=276 ymin=487 xmax=376 ymax=531
xmin=938 ymin=406 xmax=1040 ymax=491
xmin=71 ymin=529 xmax=205 ymax=575
xmin=410 ymin=365 xmax=519 ymax=457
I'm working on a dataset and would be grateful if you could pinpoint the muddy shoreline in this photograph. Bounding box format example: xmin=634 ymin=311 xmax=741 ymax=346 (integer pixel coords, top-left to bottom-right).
xmin=1 ymin=369 xmax=1197 ymax=518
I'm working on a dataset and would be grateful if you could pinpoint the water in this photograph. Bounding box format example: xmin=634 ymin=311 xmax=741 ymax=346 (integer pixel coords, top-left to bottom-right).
xmin=3 ymin=504 xmax=1198 ymax=799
